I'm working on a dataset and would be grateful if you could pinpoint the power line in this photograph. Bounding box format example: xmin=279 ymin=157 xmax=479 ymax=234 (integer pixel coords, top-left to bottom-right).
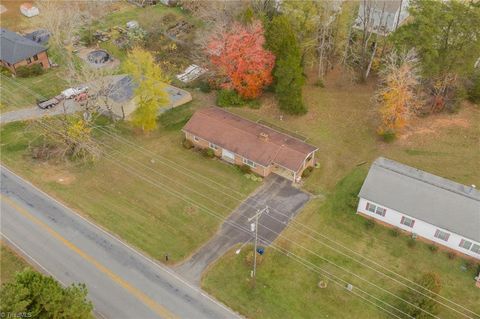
xmin=5 ymin=74 xmax=478 ymax=318
xmin=31 ymin=118 xmax=418 ymax=319
xmin=93 ymin=123 xmax=479 ymax=319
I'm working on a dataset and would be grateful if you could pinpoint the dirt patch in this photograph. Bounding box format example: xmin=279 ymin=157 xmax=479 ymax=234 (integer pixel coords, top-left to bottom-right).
xmin=33 ymin=163 xmax=76 ymax=185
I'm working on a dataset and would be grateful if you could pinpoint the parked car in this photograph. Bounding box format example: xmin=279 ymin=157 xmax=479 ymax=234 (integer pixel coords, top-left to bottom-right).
xmin=61 ymin=86 xmax=88 ymax=99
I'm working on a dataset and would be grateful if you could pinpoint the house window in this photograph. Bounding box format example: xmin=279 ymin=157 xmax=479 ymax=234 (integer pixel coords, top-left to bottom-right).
xmin=471 ymin=244 xmax=480 ymax=254
xmin=366 ymin=202 xmax=376 ymax=213
xmin=434 ymin=229 xmax=450 ymax=242
xmin=26 ymin=57 xmax=32 ymax=64
xmin=243 ymin=158 xmax=256 ymax=168
xmin=193 ymin=136 xmax=199 ymax=142
xmin=209 ymin=142 xmax=218 ymax=150
xmin=365 ymin=202 xmax=386 ymax=216
xmin=459 ymin=239 xmax=472 ymax=250
xmin=33 ymin=54 xmax=38 ymax=61
xmin=375 ymin=206 xmax=386 ymax=216
xmin=400 ymin=216 xmax=415 ymax=228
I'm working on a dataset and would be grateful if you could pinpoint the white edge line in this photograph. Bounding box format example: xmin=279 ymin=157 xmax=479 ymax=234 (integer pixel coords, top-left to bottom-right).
xmin=2 ymin=229 xmax=108 ymax=319
xmin=1 ymin=165 xmax=243 ymax=319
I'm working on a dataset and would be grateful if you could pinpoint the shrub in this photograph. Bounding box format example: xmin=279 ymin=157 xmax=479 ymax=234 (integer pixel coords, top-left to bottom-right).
xmin=467 ymin=72 xmax=480 ymax=103
xmin=1 ymin=65 xmax=12 ymax=76
xmin=364 ymin=219 xmax=375 ymax=230
xmin=379 ymin=130 xmax=396 ymax=143
xmin=463 ymin=260 xmax=475 ymax=270
xmin=216 ymin=89 xmax=246 ymax=107
xmin=301 ymin=166 xmax=314 ymax=178
xmin=247 ymin=99 xmax=261 ymax=109
xmin=238 ymin=164 xmax=252 ymax=174
xmin=314 ymin=79 xmax=325 ymax=88
xmin=407 ymin=238 xmax=417 ymax=248
xmin=389 ymin=227 xmax=400 ymax=237
xmin=446 ymin=251 xmax=456 ymax=260
xmin=201 ymin=148 xmax=215 ymax=158
xmin=198 ymin=81 xmax=211 ymax=93
xmin=428 ymin=245 xmax=439 ymax=253
xmin=16 ymin=64 xmax=44 ymax=78
xmin=182 ymin=138 xmax=194 ymax=149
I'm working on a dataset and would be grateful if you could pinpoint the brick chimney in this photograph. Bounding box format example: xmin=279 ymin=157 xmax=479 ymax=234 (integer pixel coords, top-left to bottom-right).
xmin=259 ymin=132 xmax=269 ymax=141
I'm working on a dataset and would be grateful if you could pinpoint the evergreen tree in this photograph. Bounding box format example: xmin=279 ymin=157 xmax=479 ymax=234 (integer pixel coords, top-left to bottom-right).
xmin=0 ymin=268 xmax=93 ymax=318
xmin=266 ymin=16 xmax=306 ymax=115
xmin=392 ymin=0 xmax=480 ymax=110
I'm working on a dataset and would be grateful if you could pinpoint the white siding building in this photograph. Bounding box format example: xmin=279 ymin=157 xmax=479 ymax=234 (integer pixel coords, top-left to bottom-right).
xmin=354 ymin=0 xmax=410 ymax=35
xmin=357 ymin=157 xmax=480 ymax=260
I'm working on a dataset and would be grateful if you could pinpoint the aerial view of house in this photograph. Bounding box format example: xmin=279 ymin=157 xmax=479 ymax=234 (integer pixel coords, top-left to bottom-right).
xmin=183 ymin=107 xmax=317 ymax=181
xmin=358 ymin=157 xmax=480 ymax=259
xmin=0 ymin=28 xmax=49 ymax=74
xmin=0 ymin=1 xmax=479 ymax=318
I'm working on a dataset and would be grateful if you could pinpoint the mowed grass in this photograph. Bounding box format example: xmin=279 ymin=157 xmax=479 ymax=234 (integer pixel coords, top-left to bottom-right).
xmin=1 ymin=70 xmax=68 ymax=112
xmin=0 ymin=105 xmax=259 ymax=263
xmin=202 ymin=71 xmax=480 ymax=318
xmin=204 ymin=168 xmax=480 ymax=319
xmin=0 ymin=242 xmax=32 ymax=285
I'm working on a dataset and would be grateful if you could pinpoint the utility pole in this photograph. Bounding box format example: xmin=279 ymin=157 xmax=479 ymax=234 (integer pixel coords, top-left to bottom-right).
xmin=248 ymin=206 xmax=269 ymax=279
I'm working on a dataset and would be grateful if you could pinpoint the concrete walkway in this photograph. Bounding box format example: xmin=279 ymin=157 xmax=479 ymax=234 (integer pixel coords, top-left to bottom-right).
xmin=176 ymin=175 xmax=310 ymax=285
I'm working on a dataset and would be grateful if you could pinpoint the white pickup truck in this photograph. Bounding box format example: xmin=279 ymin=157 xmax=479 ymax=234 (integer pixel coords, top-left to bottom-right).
xmin=61 ymin=86 xmax=88 ymax=99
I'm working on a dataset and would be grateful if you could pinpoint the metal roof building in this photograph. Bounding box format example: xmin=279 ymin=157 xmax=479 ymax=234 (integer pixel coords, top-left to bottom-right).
xmin=359 ymin=157 xmax=480 ymax=242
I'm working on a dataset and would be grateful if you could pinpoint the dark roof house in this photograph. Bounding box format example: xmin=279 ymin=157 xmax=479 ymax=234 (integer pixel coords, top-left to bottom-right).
xmin=0 ymin=28 xmax=47 ymax=65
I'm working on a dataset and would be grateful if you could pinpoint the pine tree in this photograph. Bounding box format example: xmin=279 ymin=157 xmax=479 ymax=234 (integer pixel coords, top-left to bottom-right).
xmin=266 ymin=16 xmax=306 ymax=115
xmin=0 ymin=269 xmax=93 ymax=318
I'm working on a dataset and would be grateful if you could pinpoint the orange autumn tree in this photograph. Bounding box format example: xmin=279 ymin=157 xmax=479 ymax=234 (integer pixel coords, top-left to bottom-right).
xmin=207 ymin=21 xmax=275 ymax=100
xmin=377 ymin=50 xmax=422 ymax=138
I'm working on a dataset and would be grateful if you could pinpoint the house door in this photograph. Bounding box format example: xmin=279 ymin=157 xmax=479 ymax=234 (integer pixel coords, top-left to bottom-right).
xmin=222 ymin=149 xmax=235 ymax=163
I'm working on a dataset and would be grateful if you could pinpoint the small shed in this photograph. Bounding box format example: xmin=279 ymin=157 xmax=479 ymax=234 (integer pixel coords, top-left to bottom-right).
xmin=20 ymin=3 xmax=39 ymax=18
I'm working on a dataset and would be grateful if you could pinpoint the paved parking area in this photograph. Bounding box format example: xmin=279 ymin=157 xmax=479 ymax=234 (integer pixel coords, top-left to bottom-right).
xmin=176 ymin=175 xmax=310 ymax=285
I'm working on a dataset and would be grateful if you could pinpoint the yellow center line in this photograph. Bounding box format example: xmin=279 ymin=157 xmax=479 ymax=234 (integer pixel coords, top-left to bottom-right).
xmin=1 ymin=195 xmax=178 ymax=319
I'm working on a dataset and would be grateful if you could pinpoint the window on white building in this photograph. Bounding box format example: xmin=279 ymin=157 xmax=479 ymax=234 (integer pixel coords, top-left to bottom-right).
xmin=400 ymin=216 xmax=415 ymax=228
xmin=366 ymin=202 xmax=376 ymax=213
xmin=434 ymin=229 xmax=450 ymax=242
xmin=243 ymin=158 xmax=256 ymax=168
xmin=459 ymin=239 xmax=472 ymax=250
xmin=365 ymin=202 xmax=386 ymax=216
xmin=471 ymin=244 xmax=480 ymax=254
xmin=209 ymin=142 xmax=218 ymax=150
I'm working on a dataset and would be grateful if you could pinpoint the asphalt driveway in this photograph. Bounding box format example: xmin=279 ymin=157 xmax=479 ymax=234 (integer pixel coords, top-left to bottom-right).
xmin=176 ymin=175 xmax=310 ymax=285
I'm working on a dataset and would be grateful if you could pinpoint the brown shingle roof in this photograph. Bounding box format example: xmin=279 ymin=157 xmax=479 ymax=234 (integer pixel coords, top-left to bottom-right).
xmin=183 ymin=107 xmax=317 ymax=172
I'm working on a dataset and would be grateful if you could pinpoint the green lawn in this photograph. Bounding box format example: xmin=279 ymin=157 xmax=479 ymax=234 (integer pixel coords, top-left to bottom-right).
xmin=0 ymin=104 xmax=259 ymax=263
xmin=203 ymin=169 xmax=480 ymax=319
xmin=0 ymin=242 xmax=32 ymax=286
xmin=0 ymin=70 xmax=68 ymax=112
xmin=202 ymin=71 xmax=480 ymax=318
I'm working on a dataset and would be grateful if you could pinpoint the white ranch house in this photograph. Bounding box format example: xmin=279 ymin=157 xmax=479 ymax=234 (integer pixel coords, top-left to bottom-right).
xmin=358 ymin=157 xmax=480 ymax=260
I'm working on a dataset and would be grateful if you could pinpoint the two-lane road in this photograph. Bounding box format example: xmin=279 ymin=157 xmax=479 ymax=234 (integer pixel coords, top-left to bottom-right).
xmin=0 ymin=166 xmax=239 ymax=319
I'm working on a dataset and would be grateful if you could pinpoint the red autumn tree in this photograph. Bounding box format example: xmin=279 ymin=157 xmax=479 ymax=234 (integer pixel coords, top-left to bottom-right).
xmin=207 ymin=21 xmax=275 ymax=100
